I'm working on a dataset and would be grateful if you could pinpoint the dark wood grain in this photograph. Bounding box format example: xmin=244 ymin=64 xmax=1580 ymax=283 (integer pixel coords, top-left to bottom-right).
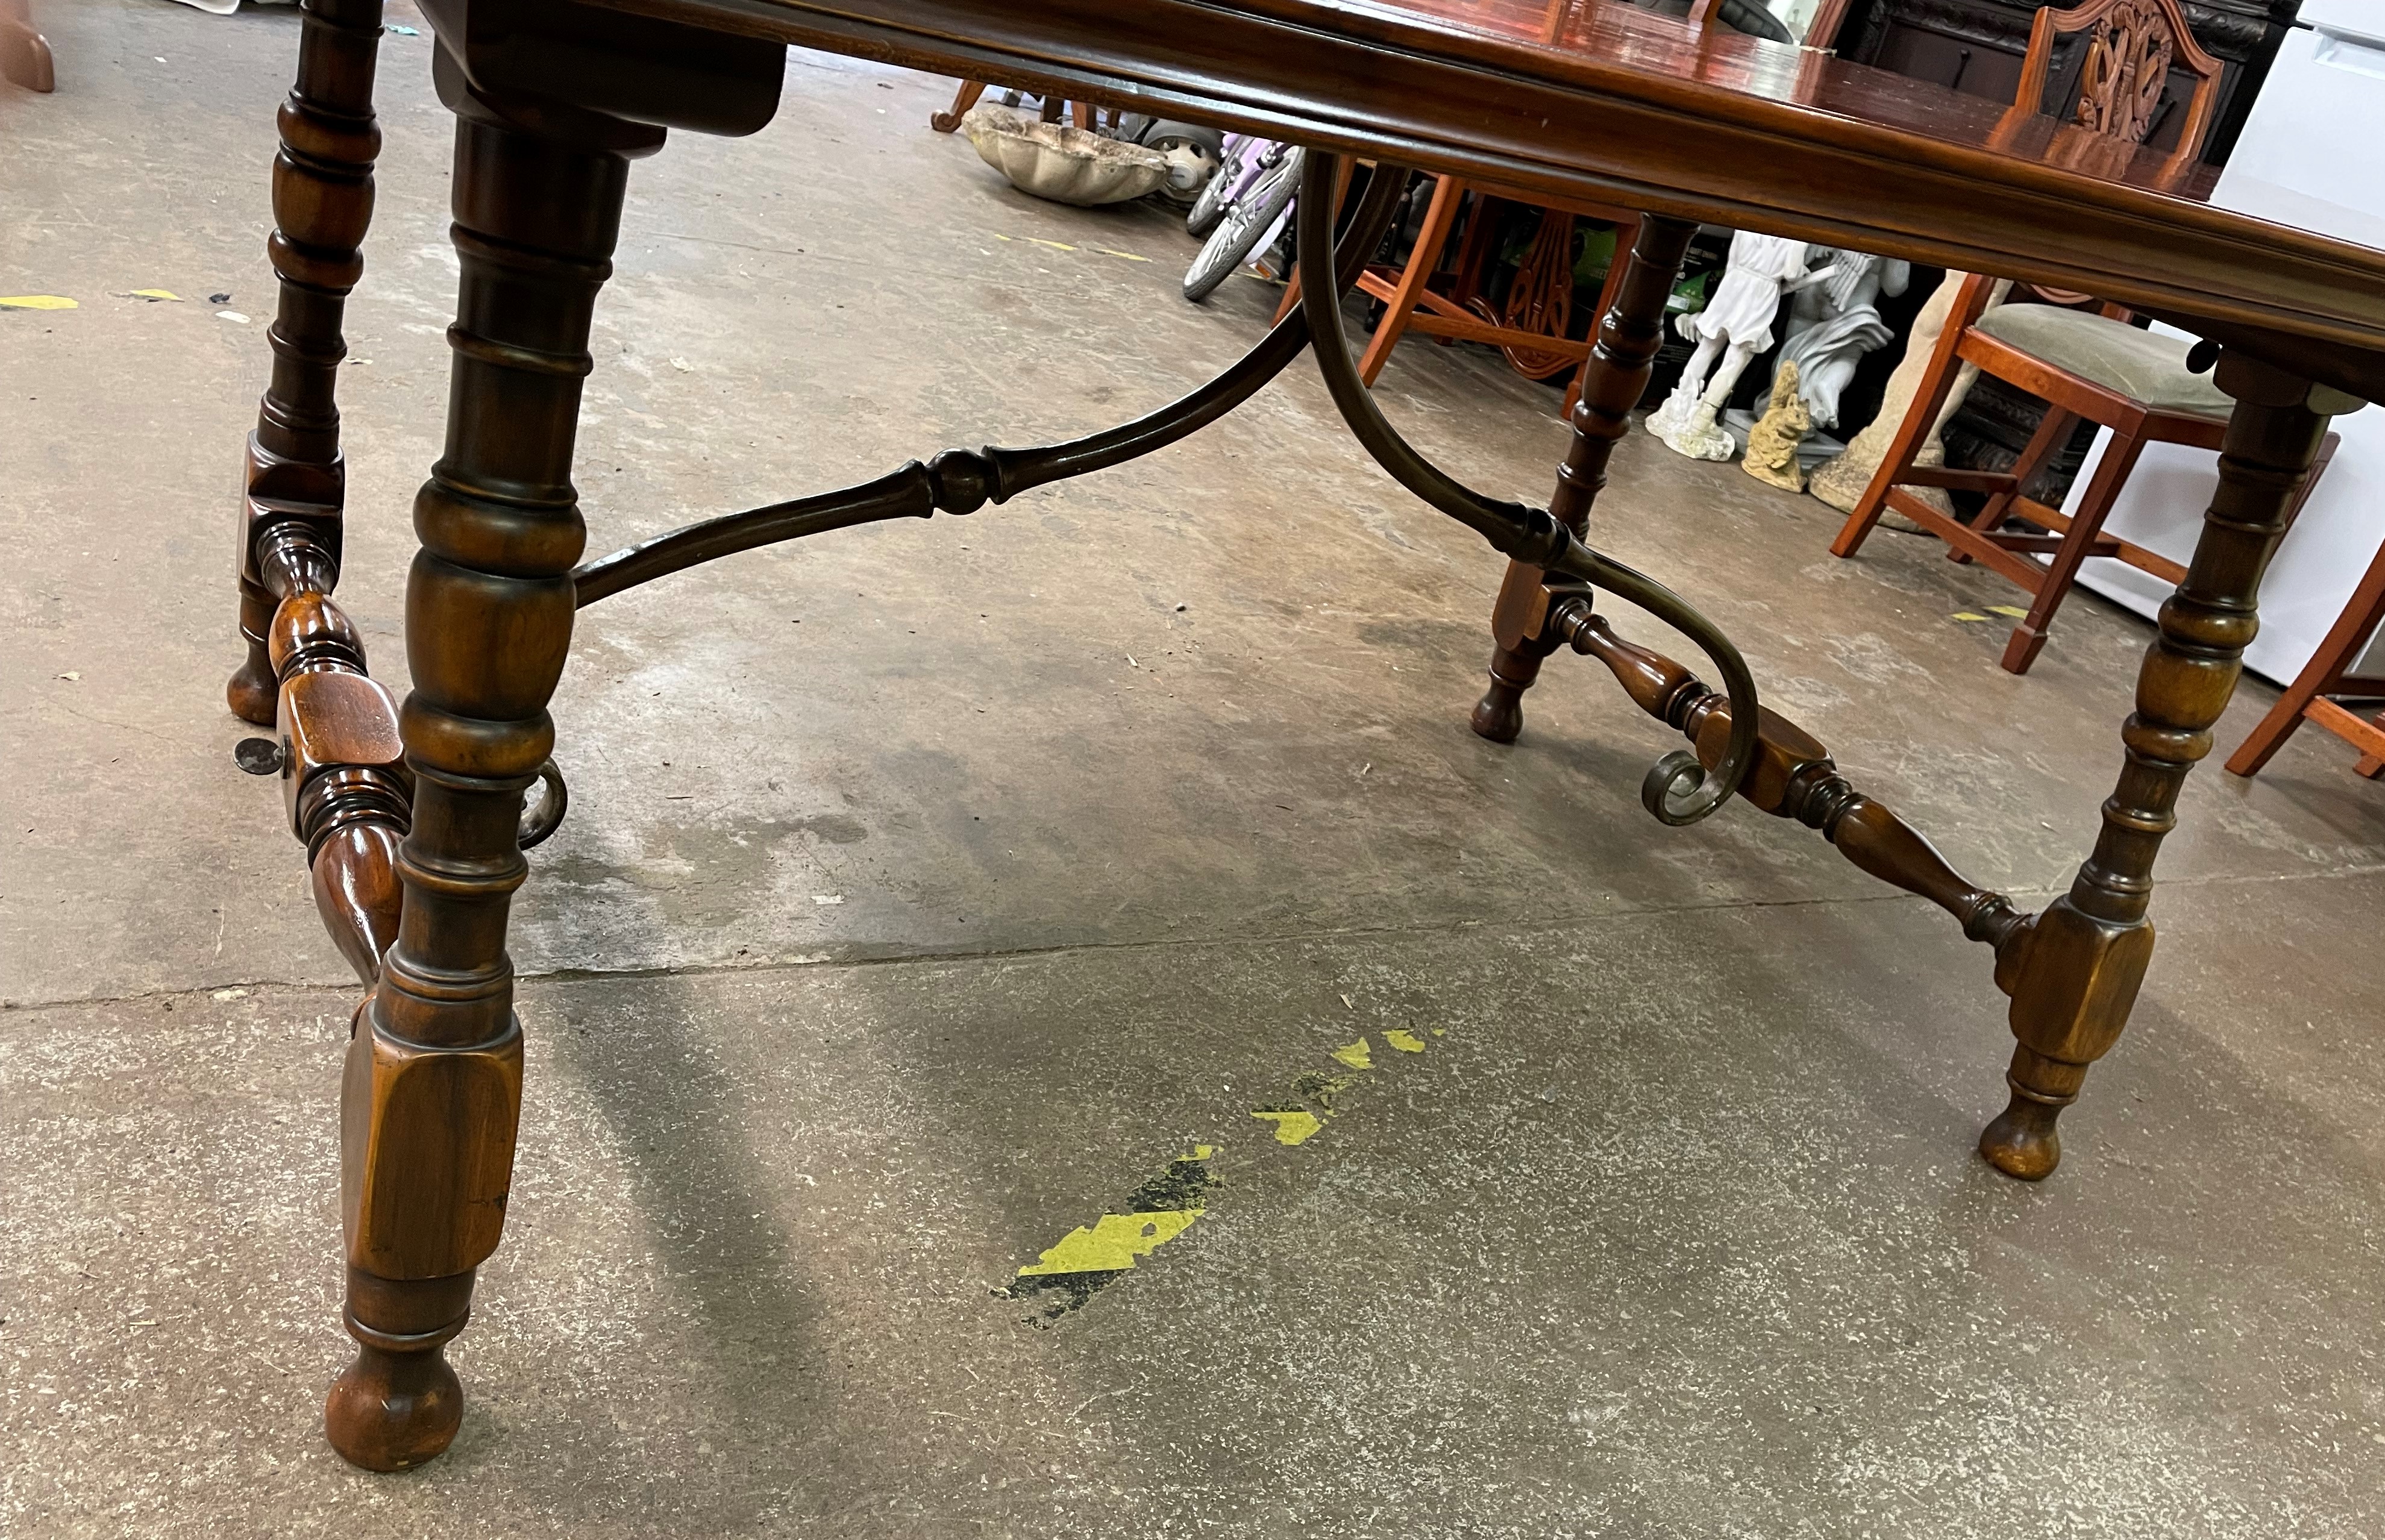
xmin=325 ymin=59 xmax=647 ymax=1477
xmin=1472 ymin=214 xmax=1698 ymax=743
xmin=1557 ymin=606 xmax=2029 ymax=953
xmin=230 ymin=0 xmax=384 ymax=724
xmin=1979 ymin=352 xmax=2342 ymax=1178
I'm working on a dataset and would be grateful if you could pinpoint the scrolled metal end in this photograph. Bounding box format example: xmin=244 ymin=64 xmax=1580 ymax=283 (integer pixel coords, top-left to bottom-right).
xmin=518 ymin=759 xmax=568 ymax=850
xmin=1641 ymin=749 xmax=1728 ymax=827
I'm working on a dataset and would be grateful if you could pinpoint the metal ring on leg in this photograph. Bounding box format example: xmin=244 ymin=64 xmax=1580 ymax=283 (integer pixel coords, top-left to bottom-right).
xmin=517 ymin=758 xmax=568 ymax=850
xmin=1291 ymin=153 xmax=1760 ymax=825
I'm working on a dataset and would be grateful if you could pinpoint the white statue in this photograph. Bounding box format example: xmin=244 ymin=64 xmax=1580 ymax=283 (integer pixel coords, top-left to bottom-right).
xmin=1647 ymin=232 xmax=1841 ymax=461
xmin=1773 ymin=249 xmax=1913 ymax=431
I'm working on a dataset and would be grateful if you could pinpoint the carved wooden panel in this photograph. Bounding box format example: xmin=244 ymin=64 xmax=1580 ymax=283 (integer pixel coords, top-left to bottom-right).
xmin=2070 ymin=1 xmax=2178 ymax=142
xmin=1837 ymin=0 xmax=2301 ymax=166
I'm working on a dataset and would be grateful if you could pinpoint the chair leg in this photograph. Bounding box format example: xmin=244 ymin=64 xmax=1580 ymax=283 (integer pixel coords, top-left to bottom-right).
xmin=929 ymin=80 xmax=985 ymax=133
xmin=2225 ymin=531 xmax=2385 ymax=776
xmin=1350 ymin=172 xmax=1456 ymax=385
xmin=1952 ymin=405 xmax=2075 ymax=566
xmin=1471 ymin=215 xmax=1699 ymax=741
xmin=2000 ymin=431 xmax=2146 ymax=674
xmin=1831 ymin=273 xmax=1995 ymax=559
xmin=1981 ymin=357 xmax=2335 ymax=1180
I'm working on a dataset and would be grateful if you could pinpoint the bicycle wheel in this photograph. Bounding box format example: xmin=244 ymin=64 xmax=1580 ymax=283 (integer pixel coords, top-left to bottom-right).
xmin=1182 ymin=146 xmax=1304 ymax=304
xmin=1183 ymin=139 xmax=1245 ymax=237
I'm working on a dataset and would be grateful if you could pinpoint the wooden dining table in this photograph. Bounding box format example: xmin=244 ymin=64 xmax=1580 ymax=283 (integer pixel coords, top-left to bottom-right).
xmin=225 ymin=0 xmax=2385 ymax=1470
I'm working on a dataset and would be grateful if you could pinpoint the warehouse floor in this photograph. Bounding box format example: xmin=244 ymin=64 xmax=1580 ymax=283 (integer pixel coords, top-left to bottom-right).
xmin=4 ymin=4 xmax=2383 ymax=1536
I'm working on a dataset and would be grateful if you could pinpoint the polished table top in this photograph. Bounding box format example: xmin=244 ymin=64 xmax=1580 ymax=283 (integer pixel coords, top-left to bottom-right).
xmin=545 ymin=0 xmax=2385 ymax=396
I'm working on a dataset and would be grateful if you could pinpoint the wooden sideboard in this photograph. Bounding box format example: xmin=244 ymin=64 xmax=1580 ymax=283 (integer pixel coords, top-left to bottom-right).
xmin=1837 ymin=0 xmax=2302 ymax=165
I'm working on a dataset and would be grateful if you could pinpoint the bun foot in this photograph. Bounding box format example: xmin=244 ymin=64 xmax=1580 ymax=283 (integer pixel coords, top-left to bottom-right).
xmin=325 ymin=1268 xmax=474 ymax=1471
xmin=325 ymin=1344 xmax=463 ymax=1471
xmin=228 ymin=644 xmax=278 ymax=725
xmin=1978 ymin=1090 xmax=2063 ymax=1181
xmin=1470 ymin=678 xmax=1526 ymax=742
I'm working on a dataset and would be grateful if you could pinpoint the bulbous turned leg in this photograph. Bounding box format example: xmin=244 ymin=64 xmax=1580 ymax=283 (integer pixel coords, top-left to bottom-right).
xmin=1464 ymin=216 xmax=1697 ymax=742
xmin=325 ymin=1269 xmax=471 ymax=1471
xmin=1978 ymin=1046 xmax=2083 ymax=1180
xmin=1470 ymin=639 xmax=1550 ymax=743
xmin=230 ymin=657 xmax=280 ymax=727
xmin=316 ymin=33 xmax=694 ymax=1464
xmin=231 ymin=0 xmax=383 ymax=728
xmin=1977 ymin=353 xmax=2343 ymax=1179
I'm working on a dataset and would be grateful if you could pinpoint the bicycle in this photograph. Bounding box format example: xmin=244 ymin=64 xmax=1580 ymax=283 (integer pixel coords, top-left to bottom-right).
xmin=1181 ymin=136 xmax=1306 ymax=304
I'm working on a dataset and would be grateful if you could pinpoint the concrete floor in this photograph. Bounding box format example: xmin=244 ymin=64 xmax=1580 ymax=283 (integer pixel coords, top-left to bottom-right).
xmin=4 ymin=3 xmax=2383 ymax=1535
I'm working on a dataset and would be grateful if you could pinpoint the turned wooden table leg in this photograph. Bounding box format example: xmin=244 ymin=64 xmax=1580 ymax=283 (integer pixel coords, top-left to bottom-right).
xmin=1979 ymin=352 xmax=2348 ymax=1180
xmin=231 ymin=0 xmax=383 ymax=725
xmin=323 ymin=68 xmax=661 ymax=1470
xmin=1471 ymin=215 xmax=1696 ymax=742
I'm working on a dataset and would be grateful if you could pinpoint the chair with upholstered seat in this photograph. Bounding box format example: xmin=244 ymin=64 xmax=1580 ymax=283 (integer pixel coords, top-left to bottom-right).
xmin=1827 ymin=0 xmax=2234 ymax=675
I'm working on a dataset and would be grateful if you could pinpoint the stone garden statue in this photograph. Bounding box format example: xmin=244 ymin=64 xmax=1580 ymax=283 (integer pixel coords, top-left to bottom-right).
xmin=1647 ymin=231 xmax=1842 ymax=461
xmin=1775 ymin=248 xmax=1912 ymax=433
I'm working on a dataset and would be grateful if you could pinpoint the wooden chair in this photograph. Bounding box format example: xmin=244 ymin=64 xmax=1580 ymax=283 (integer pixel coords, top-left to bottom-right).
xmin=2226 ymin=533 xmax=2385 ymax=781
xmin=1273 ymin=180 xmax=1645 ymax=417
xmin=930 ymin=81 xmax=1094 ymax=134
xmin=1268 ymin=0 xmax=1836 ymax=415
xmin=1828 ymin=0 xmax=2231 ymax=674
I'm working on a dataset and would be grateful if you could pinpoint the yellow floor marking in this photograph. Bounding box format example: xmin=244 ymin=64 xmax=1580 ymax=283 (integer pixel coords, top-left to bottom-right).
xmin=1004 ymin=1022 xmax=1456 ymax=1318
xmin=1022 ymin=236 xmax=1077 ymax=251
xmin=1016 ymin=1209 xmax=1204 ymax=1276
xmin=1 ymin=295 xmax=77 ymax=310
xmin=1987 ymin=605 xmax=2030 ymax=619
xmin=124 ymin=289 xmax=181 ymax=301
xmin=1253 ymin=1109 xmax=1324 ymax=1145
xmin=1094 ymin=247 xmax=1150 ymax=262
xmin=1952 ymin=612 xmax=1990 ymax=622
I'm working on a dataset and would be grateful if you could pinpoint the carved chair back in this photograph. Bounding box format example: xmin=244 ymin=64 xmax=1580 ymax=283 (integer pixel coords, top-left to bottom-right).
xmin=2015 ymin=0 xmax=2224 ymax=161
